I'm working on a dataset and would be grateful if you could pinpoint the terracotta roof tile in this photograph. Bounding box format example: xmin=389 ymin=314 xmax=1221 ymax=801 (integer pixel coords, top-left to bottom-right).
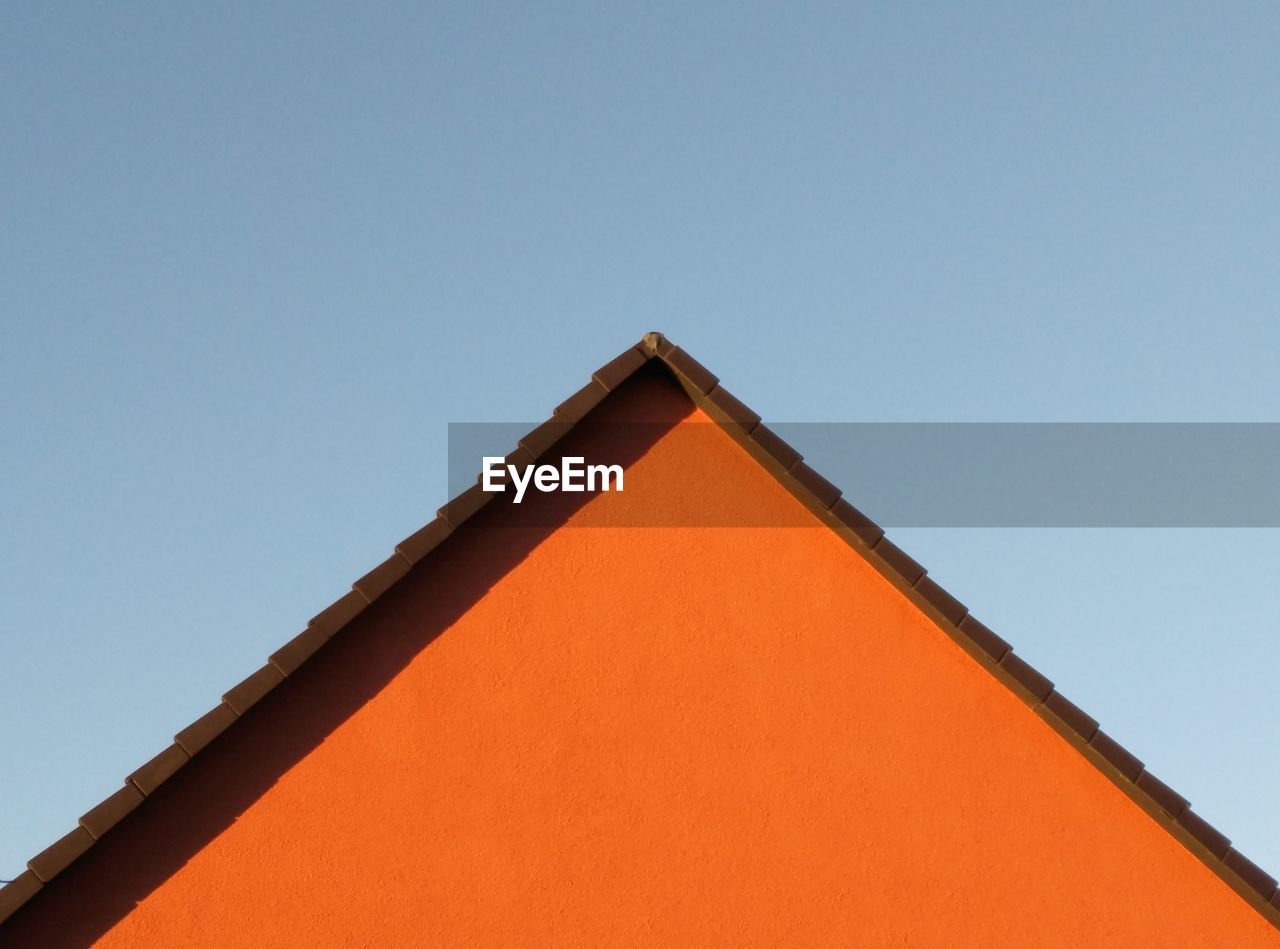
xmin=789 ymin=461 xmax=841 ymax=510
xmin=663 ymin=346 xmax=718 ymax=394
xmin=871 ymin=537 xmax=926 ymax=586
xmin=750 ymin=424 xmax=802 ymax=471
xmin=592 ymin=347 xmax=648 ymax=391
xmin=956 ymin=615 xmax=1011 ymax=663
xmin=28 ymin=827 xmax=93 ymax=883
xmin=78 ymin=785 xmax=144 ymax=840
xmin=1041 ymin=691 xmax=1099 ymax=743
xmin=502 ymin=444 xmax=538 ymax=471
xmin=395 ymin=517 xmax=452 ymax=566
xmin=554 ymin=380 xmax=609 ymax=423
xmin=1178 ymin=809 xmax=1232 ymax=859
xmin=309 ymin=590 xmax=368 ymax=639
xmin=914 ymin=577 xmax=968 ymax=626
xmin=997 ymin=653 xmax=1054 ymax=705
xmin=829 ymin=498 xmax=884 ymax=547
xmin=517 ymin=417 xmax=571 ymax=461
xmin=0 ymin=871 xmax=41 ymax=925
xmin=174 ymin=703 xmax=238 ymax=756
xmin=127 ymin=743 xmax=190 ymax=796
xmin=223 ymin=665 xmax=285 ymax=716
xmin=704 ymin=385 xmax=761 ymax=433
xmin=353 ymin=554 xmax=412 ymax=604
xmin=1088 ymin=731 xmax=1144 ymax=782
xmin=269 ymin=627 xmax=330 ymax=678
xmin=1135 ymin=770 xmax=1189 ymax=819
xmin=437 ymin=483 xmax=494 ymax=529
xmin=1225 ymin=849 xmax=1278 ymax=901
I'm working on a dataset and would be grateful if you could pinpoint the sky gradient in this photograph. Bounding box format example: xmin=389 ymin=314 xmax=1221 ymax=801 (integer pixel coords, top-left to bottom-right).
xmin=2 ymin=3 xmax=1279 ymax=884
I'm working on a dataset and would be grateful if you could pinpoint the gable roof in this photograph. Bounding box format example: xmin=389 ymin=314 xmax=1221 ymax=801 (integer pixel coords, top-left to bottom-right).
xmin=1 ymin=332 xmax=1277 ymax=931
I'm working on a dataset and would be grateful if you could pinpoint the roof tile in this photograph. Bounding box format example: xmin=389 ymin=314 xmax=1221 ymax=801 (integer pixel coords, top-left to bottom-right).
xmin=127 ymin=744 xmax=190 ymax=796
xmin=1135 ymin=770 xmax=1189 ymax=819
xmin=1089 ymin=731 xmax=1144 ymax=782
xmin=437 ymin=483 xmax=494 ymax=528
xmin=956 ymin=615 xmax=1011 ymax=663
xmin=174 ymin=703 xmax=238 ymax=756
xmin=554 ymin=381 xmax=608 ymax=423
xmin=309 ymin=590 xmax=367 ymax=639
xmin=354 ymin=554 xmax=412 ymax=604
xmin=750 ymin=425 xmax=802 ymax=471
xmin=872 ymin=537 xmax=926 ymax=586
xmin=518 ymin=418 xmax=571 ymax=460
xmin=395 ymin=517 xmax=452 ymax=566
xmin=223 ymin=665 xmax=285 ymax=716
xmin=0 ymin=871 xmax=42 ymax=925
xmin=998 ymin=653 xmax=1054 ymax=704
xmin=503 ymin=444 xmax=537 ymax=471
xmin=1224 ymin=849 xmax=1278 ymax=901
xmin=914 ymin=577 xmax=968 ymax=625
xmin=789 ymin=461 xmax=841 ymax=509
xmin=592 ymin=347 xmax=648 ymax=390
xmin=28 ymin=827 xmax=93 ymax=883
xmin=705 ymin=385 xmax=761 ymax=433
xmin=829 ymin=498 xmax=884 ymax=547
xmin=1179 ymin=809 xmax=1232 ymax=859
xmin=1042 ymin=691 xmax=1099 ymax=742
xmin=269 ymin=627 xmax=329 ymax=678
xmin=79 ymin=785 xmax=144 ymax=840
xmin=664 ymin=347 xmax=718 ymax=394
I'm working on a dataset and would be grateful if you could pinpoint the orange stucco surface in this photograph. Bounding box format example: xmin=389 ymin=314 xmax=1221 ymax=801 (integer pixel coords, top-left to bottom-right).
xmin=8 ymin=370 xmax=1278 ymax=947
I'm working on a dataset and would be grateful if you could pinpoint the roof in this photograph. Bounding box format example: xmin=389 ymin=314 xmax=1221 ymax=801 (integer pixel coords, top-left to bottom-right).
xmin=1 ymin=331 xmax=1277 ymax=931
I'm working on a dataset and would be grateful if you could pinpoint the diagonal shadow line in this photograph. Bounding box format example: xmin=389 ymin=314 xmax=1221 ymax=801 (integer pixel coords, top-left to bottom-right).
xmin=4 ymin=365 xmax=691 ymax=948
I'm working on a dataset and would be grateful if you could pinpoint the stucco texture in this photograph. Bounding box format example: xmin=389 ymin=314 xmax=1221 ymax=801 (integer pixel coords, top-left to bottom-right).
xmin=8 ymin=370 xmax=1278 ymax=947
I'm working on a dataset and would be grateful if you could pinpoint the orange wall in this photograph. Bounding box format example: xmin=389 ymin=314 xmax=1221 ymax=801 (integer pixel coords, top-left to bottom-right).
xmin=8 ymin=371 xmax=1278 ymax=947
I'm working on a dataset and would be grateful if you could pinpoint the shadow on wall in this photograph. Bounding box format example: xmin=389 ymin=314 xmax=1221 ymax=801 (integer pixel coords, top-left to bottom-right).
xmin=4 ymin=363 xmax=692 ymax=948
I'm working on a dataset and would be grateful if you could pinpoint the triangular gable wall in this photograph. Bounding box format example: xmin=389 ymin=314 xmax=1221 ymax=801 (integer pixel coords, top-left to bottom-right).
xmin=1 ymin=333 xmax=1276 ymax=937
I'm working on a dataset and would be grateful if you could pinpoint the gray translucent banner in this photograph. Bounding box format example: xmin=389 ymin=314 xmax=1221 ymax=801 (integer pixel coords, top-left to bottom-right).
xmin=448 ymin=422 xmax=1280 ymax=527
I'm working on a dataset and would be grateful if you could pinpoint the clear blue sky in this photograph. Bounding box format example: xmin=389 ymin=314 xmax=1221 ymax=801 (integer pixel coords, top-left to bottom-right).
xmin=3 ymin=2 xmax=1279 ymax=884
